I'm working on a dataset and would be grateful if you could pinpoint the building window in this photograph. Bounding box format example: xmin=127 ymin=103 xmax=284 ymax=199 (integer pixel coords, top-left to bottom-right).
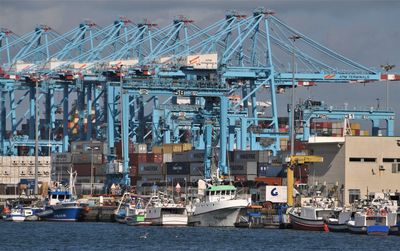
xmin=392 ymin=163 xmax=400 ymax=173
xmin=383 ymin=158 xmax=396 ymax=163
xmin=349 ymin=157 xmax=376 ymax=162
xmin=348 ymin=189 xmax=360 ymax=204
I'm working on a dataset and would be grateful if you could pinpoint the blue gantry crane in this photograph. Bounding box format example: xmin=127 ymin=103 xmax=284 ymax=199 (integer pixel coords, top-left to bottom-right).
xmin=0 ymin=8 xmax=399 ymax=189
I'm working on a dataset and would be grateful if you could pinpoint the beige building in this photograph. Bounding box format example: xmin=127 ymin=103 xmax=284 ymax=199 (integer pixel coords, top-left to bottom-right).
xmin=308 ymin=136 xmax=400 ymax=206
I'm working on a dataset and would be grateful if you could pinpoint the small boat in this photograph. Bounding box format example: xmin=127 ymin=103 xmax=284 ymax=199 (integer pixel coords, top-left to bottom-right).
xmin=145 ymin=192 xmax=188 ymax=226
xmin=288 ymin=197 xmax=336 ymax=231
xmin=5 ymin=207 xmax=25 ymax=222
xmin=326 ymin=210 xmax=352 ymax=232
xmin=234 ymin=205 xmax=264 ymax=228
xmin=114 ymin=192 xmax=147 ymax=225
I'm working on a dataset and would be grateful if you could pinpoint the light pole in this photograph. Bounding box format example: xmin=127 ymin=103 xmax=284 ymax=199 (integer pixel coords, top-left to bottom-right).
xmin=380 ymin=64 xmax=395 ymax=110
xmin=34 ymin=78 xmax=39 ymax=195
xmin=288 ymin=34 xmax=301 ymax=207
xmin=87 ymin=145 xmax=100 ymax=195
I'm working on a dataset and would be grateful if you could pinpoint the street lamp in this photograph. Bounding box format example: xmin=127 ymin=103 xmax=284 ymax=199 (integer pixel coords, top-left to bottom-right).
xmin=380 ymin=63 xmax=395 ymax=110
xmin=288 ymin=34 xmax=301 ymax=207
xmin=87 ymin=145 xmax=100 ymax=195
xmin=289 ymin=34 xmax=301 ymax=156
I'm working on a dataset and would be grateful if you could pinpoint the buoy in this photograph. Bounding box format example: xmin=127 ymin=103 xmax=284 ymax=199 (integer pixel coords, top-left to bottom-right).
xmin=324 ymin=223 xmax=329 ymax=232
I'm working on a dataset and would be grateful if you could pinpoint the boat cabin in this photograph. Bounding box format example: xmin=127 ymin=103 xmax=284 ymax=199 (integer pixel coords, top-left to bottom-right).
xmin=205 ymin=185 xmax=237 ymax=203
xmin=301 ymin=207 xmax=333 ymax=220
xmin=48 ymin=190 xmax=72 ymax=205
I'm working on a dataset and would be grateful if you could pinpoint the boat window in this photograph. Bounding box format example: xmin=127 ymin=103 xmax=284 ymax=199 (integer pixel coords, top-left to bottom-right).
xmin=221 ymin=190 xmax=225 ymax=196
xmin=58 ymin=194 xmax=65 ymax=200
xmin=51 ymin=194 xmax=57 ymax=199
xmin=349 ymin=157 xmax=362 ymax=162
xmin=363 ymin=158 xmax=376 ymax=162
xmin=66 ymin=195 xmax=70 ymax=200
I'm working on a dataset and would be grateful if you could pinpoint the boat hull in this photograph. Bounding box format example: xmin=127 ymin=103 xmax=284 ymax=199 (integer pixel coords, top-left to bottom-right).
xmin=367 ymin=225 xmax=390 ymax=236
xmin=40 ymin=206 xmax=84 ymax=222
xmin=289 ymin=213 xmax=325 ymax=231
xmin=6 ymin=215 xmax=25 ymax=222
xmin=189 ymin=207 xmax=242 ymax=227
xmin=150 ymin=214 xmax=188 ymax=226
xmin=327 ymin=223 xmax=348 ymax=232
xmin=347 ymin=224 xmax=367 ymax=234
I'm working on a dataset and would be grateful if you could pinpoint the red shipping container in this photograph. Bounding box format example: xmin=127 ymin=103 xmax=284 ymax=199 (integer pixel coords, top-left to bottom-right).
xmin=146 ymin=153 xmax=163 ymax=163
xmin=254 ymin=177 xmax=282 ymax=186
xmin=72 ymin=163 xmax=91 ymax=176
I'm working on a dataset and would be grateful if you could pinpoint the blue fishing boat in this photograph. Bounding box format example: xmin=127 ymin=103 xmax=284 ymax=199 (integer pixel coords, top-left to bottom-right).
xmin=38 ymin=170 xmax=86 ymax=221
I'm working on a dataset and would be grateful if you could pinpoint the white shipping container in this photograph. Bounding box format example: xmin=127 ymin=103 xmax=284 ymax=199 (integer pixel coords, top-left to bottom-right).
xmin=2 ymin=156 xmax=10 ymax=166
xmin=72 ymin=62 xmax=93 ymax=69
xmin=163 ymin=153 xmax=172 ymax=163
xmin=261 ymin=186 xmax=288 ymax=203
xmin=134 ymin=144 xmax=147 ymax=154
xmin=184 ymin=53 xmax=218 ymax=69
xmin=45 ymin=60 xmax=67 ymax=70
xmin=15 ymin=63 xmax=35 ymax=72
xmin=108 ymin=59 xmax=138 ymax=67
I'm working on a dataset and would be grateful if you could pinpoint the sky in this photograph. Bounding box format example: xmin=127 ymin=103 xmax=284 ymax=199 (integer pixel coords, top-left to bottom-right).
xmin=1 ymin=0 xmax=400 ymax=134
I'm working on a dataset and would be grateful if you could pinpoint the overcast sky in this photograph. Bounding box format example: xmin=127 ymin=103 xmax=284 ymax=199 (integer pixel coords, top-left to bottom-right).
xmin=1 ymin=0 xmax=400 ymax=134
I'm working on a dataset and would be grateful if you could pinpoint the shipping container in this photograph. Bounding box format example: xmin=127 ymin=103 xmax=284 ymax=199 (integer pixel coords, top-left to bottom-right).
xmin=229 ymin=161 xmax=257 ymax=175
xmin=72 ymin=153 xmax=103 ymax=164
xmin=254 ymin=177 xmax=282 ymax=186
xmin=146 ymin=153 xmax=163 ymax=163
xmin=166 ymin=162 xmax=190 ymax=175
xmin=163 ymin=153 xmax=172 ymax=163
xmin=129 ymin=153 xmax=147 ymax=166
xmin=172 ymin=152 xmax=190 ymax=162
xmin=152 ymin=146 xmax=163 ymax=154
xmin=189 ymin=162 xmax=205 ymax=176
xmin=138 ymin=175 xmax=165 ymax=183
xmin=72 ymin=163 xmax=92 ymax=176
xmin=71 ymin=141 xmax=106 ymax=155
xmin=166 ymin=175 xmax=189 ymax=187
xmin=138 ymin=163 xmax=163 ymax=175
xmin=51 ymin=153 xmax=72 ymax=164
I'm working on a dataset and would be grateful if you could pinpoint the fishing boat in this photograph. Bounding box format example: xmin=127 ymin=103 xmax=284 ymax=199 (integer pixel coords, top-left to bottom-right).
xmin=347 ymin=196 xmax=398 ymax=235
xmin=288 ymin=197 xmax=336 ymax=231
xmin=5 ymin=207 xmax=26 ymax=222
xmin=114 ymin=192 xmax=147 ymax=225
xmin=145 ymin=191 xmax=188 ymax=226
xmin=38 ymin=170 xmax=85 ymax=221
xmin=187 ymin=179 xmax=249 ymax=227
xmin=326 ymin=210 xmax=352 ymax=232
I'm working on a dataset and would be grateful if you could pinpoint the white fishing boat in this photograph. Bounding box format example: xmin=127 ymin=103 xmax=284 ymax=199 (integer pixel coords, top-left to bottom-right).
xmin=326 ymin=209 xmax=352 ymax=232
xmin=288 ymin=196 xmax=336 ymax=231
xmin=5 ymin=207 xmax=26 ymax=222
xmin=347 ymin=197 xmax=398 ymax=236
xmin=187 ymin=179 xmax=249 ymax=227
xmin=145 ymin=192 xmax=188 ymax=226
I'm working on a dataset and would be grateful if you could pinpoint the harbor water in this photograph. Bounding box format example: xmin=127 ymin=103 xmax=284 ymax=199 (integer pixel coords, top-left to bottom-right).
xmin=0 ymin=221 xmax=399 ymax=251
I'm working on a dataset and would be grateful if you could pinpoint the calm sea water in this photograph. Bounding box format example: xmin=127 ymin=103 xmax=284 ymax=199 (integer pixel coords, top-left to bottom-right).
xmin=0 ymin=221 xmax=399 ymax=251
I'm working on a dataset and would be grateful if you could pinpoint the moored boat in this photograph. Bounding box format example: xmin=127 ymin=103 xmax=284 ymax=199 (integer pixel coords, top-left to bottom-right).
xmin=187 ymin=180 xmax=249 ymax=227
xmin=326 ymin=210 xmax=352 ymax=232
xmin=145 ymin=192 xmax=188 ymax=226
xmin=39 ymin=170 xmax=85 ymax=222
xmin=289 ymin=197 xmax=336 ymax=231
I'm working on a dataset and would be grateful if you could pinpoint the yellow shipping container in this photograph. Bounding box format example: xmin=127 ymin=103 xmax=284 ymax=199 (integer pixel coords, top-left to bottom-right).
xmin=152 ymin=146 xmax=163 ymax=154
xmin=350 ymin=123 xmax=360 ymax=130
xmin=162 ymin=144 xmax=174 ymax=154
xmin=172 ymin=144 xmax=183 ymax=153
xmin=182 ymin=143 xmax=192 ymax=151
